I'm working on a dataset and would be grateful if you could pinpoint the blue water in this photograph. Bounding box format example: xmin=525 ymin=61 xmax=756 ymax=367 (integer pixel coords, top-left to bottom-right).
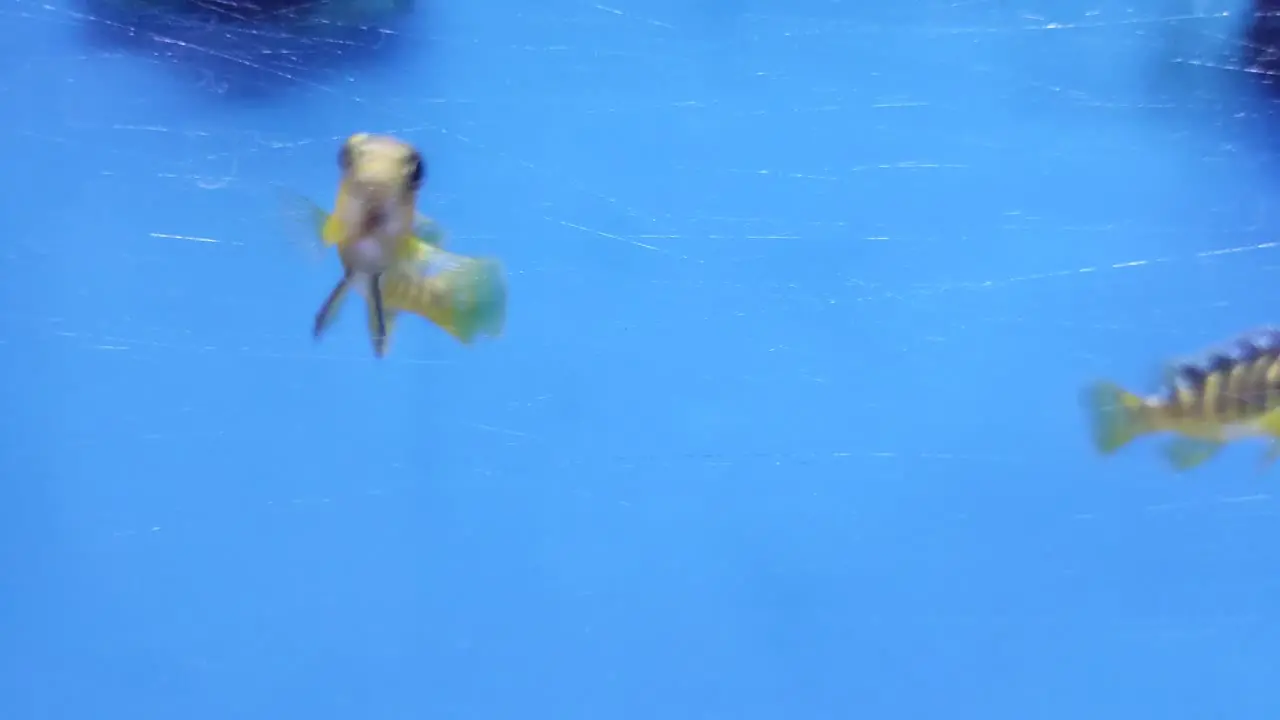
xmin=6 ymin=0 xmax=1280 ymax=716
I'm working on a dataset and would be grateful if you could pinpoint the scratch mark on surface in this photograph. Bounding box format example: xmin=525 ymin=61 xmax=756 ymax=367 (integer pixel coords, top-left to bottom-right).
xmin=589 ymin=3 xmax=673 ymax=29
xmin=150 ymin=232 xmax=221 ymax=244
xmin=469 ymin=423 xmax=534 ymax=438
xmin=547 ymin=217 xmax=667 ymax=253
xmin=947 ymin=242 xmax=1280 ymax=293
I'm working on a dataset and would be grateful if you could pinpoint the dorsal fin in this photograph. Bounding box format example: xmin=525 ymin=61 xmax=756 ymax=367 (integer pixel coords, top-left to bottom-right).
xmin=1253 ymin=327 xmax=1280 ymax=355
xmin=1233 ymin=338 xmax=1263 ymax=364
xmin=1169 ymin=363 xmax=1207 ymax=396
xmin=1175 ymin=363 xmax=1206 ymax=383
xmin=1204 ymin=353 xmax=1236 ymax=375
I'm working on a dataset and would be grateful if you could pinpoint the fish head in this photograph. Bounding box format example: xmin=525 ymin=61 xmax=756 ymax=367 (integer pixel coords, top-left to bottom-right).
xmin=332 ymin=133 xmax=426 ymax=270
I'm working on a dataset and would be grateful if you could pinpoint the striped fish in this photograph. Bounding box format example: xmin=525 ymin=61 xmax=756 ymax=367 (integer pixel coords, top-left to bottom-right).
xmin=1083 ymin=327 xmax=1280 ymax=471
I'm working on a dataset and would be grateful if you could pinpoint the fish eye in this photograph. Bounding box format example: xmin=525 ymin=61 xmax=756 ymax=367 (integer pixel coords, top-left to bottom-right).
xmin=406 ymin=153 xmax=425 ymax=190
xmin=337 ymin=143 xmax=354 ymax=172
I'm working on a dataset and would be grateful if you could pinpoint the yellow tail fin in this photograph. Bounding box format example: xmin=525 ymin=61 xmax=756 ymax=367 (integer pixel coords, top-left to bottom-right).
xmin=427 ymin=257 xmax=507 ymax=344
xmin=381 ymin=251 xmax=508 ymax=344
xmin=1083 ymin=381 xmax=1150 ymax=454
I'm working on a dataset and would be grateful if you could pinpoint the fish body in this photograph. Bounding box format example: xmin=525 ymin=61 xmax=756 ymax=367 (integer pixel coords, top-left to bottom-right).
xmin=1084 ymin=327 xmax=1280 ymax=471
xmin=311 ymin=132 xmax=425 ymax=357
xmin=300 ymin=132 xmax=506 ymax=356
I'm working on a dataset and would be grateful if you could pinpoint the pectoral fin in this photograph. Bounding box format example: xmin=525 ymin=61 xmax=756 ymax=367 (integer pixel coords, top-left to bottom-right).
xmin=1254 ymin=410 xmax=1280 ymax=471
xmin=314 ymin=273 xmax=353 ymax=341
xmin=1163 ymin=438 xmax=1224 ymax=472
xmin=1258 ymin=442 xmax=1280 ymax=472
xmin=367 ymin=273 xmax=390 ymax=358
xmin=414 ymin=214 xmax=446 ymax=247
xmin=279 ymin=189 xmax=332 ymax=262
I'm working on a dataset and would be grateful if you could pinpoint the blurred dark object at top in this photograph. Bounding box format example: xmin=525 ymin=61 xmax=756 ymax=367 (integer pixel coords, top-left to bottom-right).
xmin=103 ymin=0 xmax=413 ymax=25
xmin=79 ymin=0 xmax=425 ymax=100
xmin=1248 ymin=0 xmax=1280 ymax=78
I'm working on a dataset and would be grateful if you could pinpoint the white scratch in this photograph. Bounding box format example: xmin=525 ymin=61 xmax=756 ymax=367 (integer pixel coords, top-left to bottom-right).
xmin=547 ymin=217 xmax=665 ymax=252
xmin=469 ymin=423 xmax=533 ymax=438
xmin=149 ymin=232 xmax=220 ymax=244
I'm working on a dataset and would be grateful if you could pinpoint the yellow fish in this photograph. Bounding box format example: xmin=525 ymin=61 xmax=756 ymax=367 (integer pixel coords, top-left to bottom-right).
xmin=290 ymin=132 xmax=507 ymax=357
xmin=1083 ymin=327 xmax=1280 ymax=472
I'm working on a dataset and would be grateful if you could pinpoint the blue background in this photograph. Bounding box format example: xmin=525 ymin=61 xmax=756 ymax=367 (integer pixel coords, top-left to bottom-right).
xmin=5 ymin=0 xmax=1280 ymax=717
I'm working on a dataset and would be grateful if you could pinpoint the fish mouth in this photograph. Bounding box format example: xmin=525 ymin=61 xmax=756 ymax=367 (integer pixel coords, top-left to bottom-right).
xmin=359 ymin=206 xmax=388 ymax=235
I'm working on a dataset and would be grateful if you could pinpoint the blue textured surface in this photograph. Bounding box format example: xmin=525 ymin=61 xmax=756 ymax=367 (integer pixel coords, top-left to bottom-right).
xmin=5 ymin=0 xmax=1280 ymax=717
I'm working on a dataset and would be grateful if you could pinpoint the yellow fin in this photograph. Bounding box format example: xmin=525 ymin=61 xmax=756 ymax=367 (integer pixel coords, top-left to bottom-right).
xmin=382 ymin=251 xmax=508 ymax=344
xmin=1260 ymin=441 xmax=1280 ymax=472
xmin=388 ymin=232 xmax=431 ymax=266
xmin=433 ymin=256 xmax=507 ymax=343
xmin=1083 ymin=381 xmax=1150 ymax=454
xmin=1164 ymin=438 xmax=1223 ymax=472
xmin=1256 ymin=408 xmax=1280 ymax=437
xmin=320 ymin=212 xmax=350 ymax=248
xmin=1253 ymin=410 xmax=1280 ymax=471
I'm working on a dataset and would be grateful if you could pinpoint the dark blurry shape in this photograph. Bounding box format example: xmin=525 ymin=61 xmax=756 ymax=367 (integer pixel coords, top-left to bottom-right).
xmin=111 ymin=0 xmax=413 ymax=23
xmin=1247 ymin=0 xmax=1280 ymax=80
xmin=76 ymin=0 xmax=427 ymax=100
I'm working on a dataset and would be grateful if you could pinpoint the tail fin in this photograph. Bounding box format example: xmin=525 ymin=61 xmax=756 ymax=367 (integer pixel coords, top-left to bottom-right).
xmin=430 ymin=257 xmax=507 ymax=344
xmin=382 ymin=251 xmax=508 ymax=344
xmin=1083 ymin=381 xmax=1150 ymax=454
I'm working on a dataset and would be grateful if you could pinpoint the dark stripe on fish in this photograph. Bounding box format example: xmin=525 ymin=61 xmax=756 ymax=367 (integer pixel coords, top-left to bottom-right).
xmin=1161 ymin=330 xmax=1280 ymax=423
